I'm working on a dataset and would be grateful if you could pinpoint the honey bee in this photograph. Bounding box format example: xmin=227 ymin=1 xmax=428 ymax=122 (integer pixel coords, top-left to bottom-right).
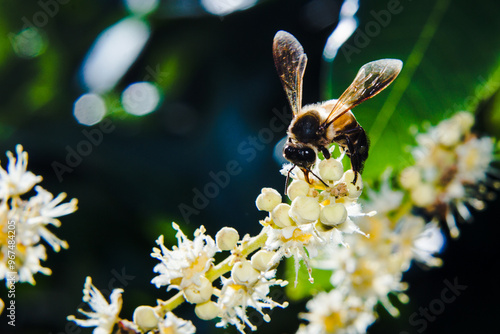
xmin=273 ymin=30 xmax=402 ymax=188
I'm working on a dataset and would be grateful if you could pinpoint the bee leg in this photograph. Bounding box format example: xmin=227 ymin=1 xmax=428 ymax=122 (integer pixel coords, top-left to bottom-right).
xmin=352 ymin=169 xmax=359 ymax=185
xmin=319 ymin=146 xmax=331 ymax=159
xmin=341 ymin=133 xmax=360 ymax=185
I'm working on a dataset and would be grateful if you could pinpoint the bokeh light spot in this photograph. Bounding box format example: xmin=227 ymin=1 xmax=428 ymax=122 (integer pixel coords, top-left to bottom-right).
xmin=81 ymin=17 xmax=150 ymax=93
xmin=11 ymin=28 xmax=47 ymax=58
xmin=124 ymin=0 xmax=159 ymax=16
xmin=201 ymin=0 xmax=258 ymax=16
xmin=121 ymin=82 xmax=161 ymax=116
xmin=273 ymin=136 xmax=288 ymax=166
xmin=74 ymin=93 xmax=107 ymax=126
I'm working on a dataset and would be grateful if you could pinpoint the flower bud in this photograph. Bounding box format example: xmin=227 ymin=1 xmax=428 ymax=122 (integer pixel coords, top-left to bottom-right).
xmin=256 ymin=188 xmax=282 ymax=212
xmin=455 ymin=111 xmax=474 ymax=134
xmin=318 ymin=159 xmax=344 ymax=182
xmin=232 ymin=260 xmax=260 ymax=285
xmin=133 ymin=306 xmax=159 ymax=332
xmin=410 ymin=183 xmax=436 ymax=207
xmin=184 ymin=276 xmax=213 ymax=304
xmin=286 ymin=179 xmax=310 ymax=201
xmin=251 ymin=250 xmax=276 ymax=272
xmin=215 ymin=227 xmax=239 ymax=251
xmin=319 ymin=203 xmax=347 ymax=226
xmin=438 ymin=127 xmax=461 ymax=147
xmin=289 ymin=196 xmax=320 ymax=225
xmin=399 ymin=166 xmax=421 ymax=189
xmin=271 ymin=203 xmax=295 ymax=228
xmin=343 ymin=170 xmax=363 ymax=199
xmin=195 ymin=301 xmax=219 ymax=320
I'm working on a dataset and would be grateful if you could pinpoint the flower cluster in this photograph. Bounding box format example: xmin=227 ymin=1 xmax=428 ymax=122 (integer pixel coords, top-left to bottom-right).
xmin=68 ymin=145 xmax=370 ymax=333
xmin=0 ymin=145 xmax=78 ymax=285
xmin=68 ymin=224 xmax=289 ymax=333
xmin=296 ymin=111 xmax=497 ymax=333
xmin=399 ymin=111 xmax=497 ymax=237
xmin=67 ymin=111 xmax=497 ymax=334
xmin=297 ymin=175 xmax=445 ymax=333
xmin=256 ymin=150 xmax=374 ymax=286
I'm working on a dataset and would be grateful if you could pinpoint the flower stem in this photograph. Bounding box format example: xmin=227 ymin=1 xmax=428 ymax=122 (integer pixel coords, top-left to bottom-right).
xmin=154 ymin=291 xmax=185 ymax=316
xmin=206 ymin=230 xmax=268 ymax=282
xmin=389 ymin=195 xmax=414 ymax=226
xmin=154 ymin=230 xmax=269 ymax=315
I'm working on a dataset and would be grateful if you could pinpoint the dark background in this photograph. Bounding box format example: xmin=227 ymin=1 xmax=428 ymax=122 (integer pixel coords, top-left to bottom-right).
xmin=1 ymin=0 xmax=500 ymax=333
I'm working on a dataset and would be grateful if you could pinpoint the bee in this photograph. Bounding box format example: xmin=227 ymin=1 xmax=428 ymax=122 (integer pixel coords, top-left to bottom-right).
xmin=272 ymin=30 xmax=402 ymax=188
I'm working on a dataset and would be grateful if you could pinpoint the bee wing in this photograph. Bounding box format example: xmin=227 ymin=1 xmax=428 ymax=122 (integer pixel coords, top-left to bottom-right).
xmin=322 ymin=59 xmax=403 ymax=126
xmin=273 ymin=31 xmax=308 ymax=116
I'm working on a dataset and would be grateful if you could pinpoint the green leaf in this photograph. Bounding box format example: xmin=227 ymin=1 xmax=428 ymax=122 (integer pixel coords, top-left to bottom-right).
xmin=284 ymin=257 xmax=333 ymax=301
xmin=322 ymin=0 xmax=500 ymax=183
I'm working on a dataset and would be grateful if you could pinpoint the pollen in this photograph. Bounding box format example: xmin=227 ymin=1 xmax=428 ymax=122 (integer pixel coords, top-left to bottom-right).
xmin=293 ymin=228 xmax=313 ymax=243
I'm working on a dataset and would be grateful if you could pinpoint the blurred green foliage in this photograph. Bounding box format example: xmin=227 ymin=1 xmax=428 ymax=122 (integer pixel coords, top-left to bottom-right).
xmin=322 ymin=0 xmax=500 ymax=182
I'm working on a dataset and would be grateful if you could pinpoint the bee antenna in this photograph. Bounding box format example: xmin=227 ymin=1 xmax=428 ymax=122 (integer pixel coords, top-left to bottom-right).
xmin=304 ymin=167 xmax=329 ymax=189
xmin=284 ymin=165 xmax=296 ymax=196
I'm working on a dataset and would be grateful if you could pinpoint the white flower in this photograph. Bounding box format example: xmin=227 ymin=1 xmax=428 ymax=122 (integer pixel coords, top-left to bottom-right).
xmin=15 ymin=244 xmax=52 ymax=284
xmin=216 ymin=269 xmax=288 ymax=333
xmin=330 ymin=253 xmax=405 ymax=316
xmin=0 ymin=146 xmax=77 ymax=285
xmin=151 ymin=223 xmax=217 ymax=291
xmin=401 ymin=111 xmax=497 ymax=237
xmin=0 ymin=145 xmax=42 ymax=199
xmin=158 ymin=312 xmax=196 ymax=334
xmin=297 ymin=288 xmax=376 ymax=334
xmin=15 ymin=186 xmax=77 ymax=252
xmin=456 ymin=136 xmax=494 ymax=183
xmin=412 ymin=221 xmax=445 ymax=266
xmin=393 ymin=216 xmax=444 ymax=270
xmin=364 ymin=169 xmax=404 ymax=213
xmin=264 ymin=223 xmax=321 ymax=285
xmin=260 ymin=153 xmax=372 ymax=286
xmin=67 ymin=277 xmax=123 ymax=334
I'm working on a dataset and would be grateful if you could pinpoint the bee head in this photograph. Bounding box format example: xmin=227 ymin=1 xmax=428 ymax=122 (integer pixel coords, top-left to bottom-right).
xmin=283 ymin=141 xmax=316 ymax=168
xmin=290 ymin=111 xmax=321 ymax=143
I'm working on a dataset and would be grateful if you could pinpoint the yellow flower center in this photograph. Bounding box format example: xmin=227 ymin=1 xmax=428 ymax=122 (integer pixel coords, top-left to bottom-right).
xmin=281 ymin=228 xmax=312 ymax=244
xmin=351 ymin=260 xmax=376 ymax=294
xmin=323 ymin=311 xmax=344 ymax=332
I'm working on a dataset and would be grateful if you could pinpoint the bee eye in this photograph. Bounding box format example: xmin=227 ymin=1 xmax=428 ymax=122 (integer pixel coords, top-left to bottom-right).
xmin=283 ymin=145 xmax=316 ymax=166
xmin=302 ymin=147 xmax=316 ymax=161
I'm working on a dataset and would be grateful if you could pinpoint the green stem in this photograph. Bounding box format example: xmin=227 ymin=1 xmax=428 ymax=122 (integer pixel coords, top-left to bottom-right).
xmin=467 ymin=55 xmax=500 ymax=113
xmin=206 ymin=230 xmax=268 ymax=282
xmin=154 ymin=291 xmax=185 ymax=316
xmin=389 ymin=195 xmax=414 ymax=226
xmin=368 ymin=0 xmax=451 ymax=149
xmin=154 ymin=229 xmax=269 ymax=315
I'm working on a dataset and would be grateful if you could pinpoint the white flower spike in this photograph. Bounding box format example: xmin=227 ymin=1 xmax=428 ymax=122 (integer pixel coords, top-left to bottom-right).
xmin=151 ymin=223 xmax=217 ymax=291
xmin=67 ymin=277 xmax=123 ymax=334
